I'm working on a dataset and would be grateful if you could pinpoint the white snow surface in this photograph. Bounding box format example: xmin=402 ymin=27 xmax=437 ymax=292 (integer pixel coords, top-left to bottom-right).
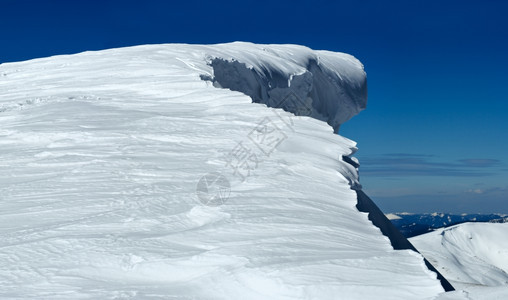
xmin=411 ymin=222 xmax=508 ymax=299
xmin=204 ymin=43 xmax=367 ymax=133
xmin=0 ymin=43 xmax=446 ymax=299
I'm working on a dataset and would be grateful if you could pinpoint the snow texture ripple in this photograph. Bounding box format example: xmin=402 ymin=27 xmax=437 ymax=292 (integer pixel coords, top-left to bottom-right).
xmin=0 ymin=43 xmax=448 ymax=299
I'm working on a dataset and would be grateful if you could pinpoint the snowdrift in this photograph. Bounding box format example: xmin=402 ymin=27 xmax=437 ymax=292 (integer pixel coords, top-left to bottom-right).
xmin=203 ymin=43 xmax=367 ymax=133
xmin=411 ymin=223 xmax=508 ymax=287
xmin=0 ymin=43 xmax=449 ymax=299
xmin=411 ymin=222 xmax=508 ymax=299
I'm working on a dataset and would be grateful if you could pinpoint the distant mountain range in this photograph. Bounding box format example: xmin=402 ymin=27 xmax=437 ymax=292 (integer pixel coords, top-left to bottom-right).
xmin=386 ymin=213 xmax=508 ymax=238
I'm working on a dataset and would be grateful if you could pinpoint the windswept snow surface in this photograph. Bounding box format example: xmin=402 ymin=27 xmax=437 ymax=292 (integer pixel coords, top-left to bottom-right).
xmin=411 ymin=223 xmax=508 ymax=299
xmin=0 ymin=43 xmax=446 ymax=299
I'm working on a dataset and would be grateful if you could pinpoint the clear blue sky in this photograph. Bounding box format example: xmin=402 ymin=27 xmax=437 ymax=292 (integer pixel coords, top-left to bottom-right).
xmin=1 ymin=0 xmax=507 ymax=213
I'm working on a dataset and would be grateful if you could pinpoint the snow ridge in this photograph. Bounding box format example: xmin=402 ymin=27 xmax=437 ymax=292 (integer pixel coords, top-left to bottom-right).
xmin=202 ymin=42 xmax=367 ymax=133
xmin=0 ymin=43 xmax=449 ymax=299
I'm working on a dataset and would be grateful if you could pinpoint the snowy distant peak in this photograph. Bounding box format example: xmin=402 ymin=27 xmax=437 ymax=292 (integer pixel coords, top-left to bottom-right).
xmin=388 ymin=212 xmax=508 ymax=238
xmin=202 ymin=42 xmax=367 ymax=132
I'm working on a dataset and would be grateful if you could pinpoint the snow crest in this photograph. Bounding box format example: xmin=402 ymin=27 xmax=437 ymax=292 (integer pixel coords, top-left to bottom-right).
xmin=202 ymin=42 xmax=367 ymax=133
xmin=0 ymin=43 xmax=447 ymax=299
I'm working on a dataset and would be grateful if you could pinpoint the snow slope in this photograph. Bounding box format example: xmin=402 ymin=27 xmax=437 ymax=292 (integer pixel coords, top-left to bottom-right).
xmin=0 ymin=43 xmax=447 ymax=299
xmin=411 ymin=223 xmax=508 ymax=299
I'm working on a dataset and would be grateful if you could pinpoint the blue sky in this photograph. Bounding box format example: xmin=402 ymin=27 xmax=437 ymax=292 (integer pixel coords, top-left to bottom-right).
xmin=1 ymin=0 xmax=507 ymax=213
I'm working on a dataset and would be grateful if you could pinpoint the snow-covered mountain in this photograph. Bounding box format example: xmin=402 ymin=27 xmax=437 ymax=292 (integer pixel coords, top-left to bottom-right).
xmin=387 ymin=213 xmax=508 ymax=238
xmin=1 ymin=42 xmax=454 ymax=299
xmin=411 ymin=222 xmax=508 ymax=299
